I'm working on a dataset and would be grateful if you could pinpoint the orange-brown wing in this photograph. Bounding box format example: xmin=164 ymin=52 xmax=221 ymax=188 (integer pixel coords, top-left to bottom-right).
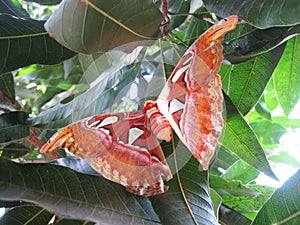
xmin=40 ymin=110 xmax=172 ymax=196
xmin=157 ymin=15 xmax=238 ymax=170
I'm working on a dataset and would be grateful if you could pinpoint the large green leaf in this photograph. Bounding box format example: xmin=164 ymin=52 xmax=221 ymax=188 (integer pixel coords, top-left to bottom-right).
xmin=0 ymin=157 xmax=160 ymax=224
xmin=220 ymin=44 xmax=284 ymax=115
xmin=221 ymin=95 xmax=277 ymax=180
xmin=203 ymin=0 xmax=300 ymax=29
xmin=151 ymin=139 xmax=218 ymax=225
xmin=0 ymin=205 xmax=53 ymax=225
xmin=0 ymin=13 xmax=76 ymax=74
xmin=274 ymin=36 xmax=300 ymax=117
xmin=0 ymin=111 xmax=29 ymax=143
xmin=252 ymin=170 xmax=300 ymax=224
xmin=45 ymin=0 xmax=163 ymax=53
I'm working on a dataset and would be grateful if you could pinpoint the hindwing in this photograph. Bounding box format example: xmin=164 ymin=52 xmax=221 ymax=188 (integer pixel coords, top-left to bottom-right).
xmin=41 ymin=110 xmax=172 ymax=196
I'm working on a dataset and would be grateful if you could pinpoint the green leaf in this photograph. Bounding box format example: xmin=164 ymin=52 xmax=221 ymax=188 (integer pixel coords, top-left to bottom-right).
xmin=220 ymin=44 xmax=285 ymax=115
xmin=0 ymin=73 xmax=15 ymax=103
xmin=56 ymin=219 xmax=95 ymax=225
xmin=30 ymin=49 xmax=143 ymax=128
xmin=221 ymin=184 xmax=275 ymax=213
xmin=0 ymin=111 xmax=29 ymax=143
xmin=0 ymin=157 xmax=160 ymax=224
xmin=254 ymin=98 xmax=271 ymax=120
xmin=210 ymin=175 xmax=261 ymax=197
xmin=250 ymin=120 xmax=286 ymax=146
xmin=168 ymin=0 xmax=191 ymax=30
xmin=25 ymin=0 xmax=62 ymax=5
xmin=1 ymin=143 xmax=30 ymax=159
xmin=45 ymin=0 xmax=163 ymax=53
xmin=221 ymin=95 xmax=278 ymax=180
xmin=0 ymin=13 xmax=76 ymax=74
xmin=269 ymin=152 xmax=300 ymax=168
xmin=210 ymin=188 xmax=222 ymax=220
xmin=252 ymin=170 xmax=300 ymax=225
xmin=0 ymin=0 xmax=29 ymax=16
xmin=0 ymin=205 xmax=53 ymax=225
xmin=151 ymin=138 xmax=217 ymax=225
xmin=221 ymin=160 xmax=260 ymax=184
xmin=203 ymin=0 xmax=300 ymax=28
xmin=218 ymin=204 xmax=252 ymax=225
xmin=274 ymin=36 xmax=300 ymax=117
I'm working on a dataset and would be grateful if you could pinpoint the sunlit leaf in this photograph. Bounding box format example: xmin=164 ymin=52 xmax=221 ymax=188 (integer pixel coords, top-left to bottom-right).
xmin=220 ymin=44 xmax=285 ymax=115
xmin=222 ymin=95 xmax=277 ymax=180
xmin=221 ymin=184 xmax=275 ymax=213
xmin=221 ymin=160 xmax=260 ymax=184
xmin=252 ymin=170 xmax=300 ymax=225
xmin=274 ymin=36 xmax=300 ymax=117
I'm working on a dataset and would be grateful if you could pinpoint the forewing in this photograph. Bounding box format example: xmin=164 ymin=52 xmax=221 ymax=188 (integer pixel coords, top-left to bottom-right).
xmin=157 ymin=15 xmax=238 ymax=170
xmin=40 ymin=110 xmax=172 ymax=196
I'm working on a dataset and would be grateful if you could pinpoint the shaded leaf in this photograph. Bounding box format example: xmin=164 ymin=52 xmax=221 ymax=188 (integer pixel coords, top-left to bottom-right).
xmin=252 ymin=170 xmax=300 ymax=225
xmin=0 ymin=157 xmax=160 ymax=224
xmin=0 ymin=111 xmax=29 ymax=143
xmin=221 ymin=95 xmax=277 ymax=180
xmin=203 ymin=0 xmax=300 ymax=29
xmin=45 ymin=0 xmax=163 ymax=53
xmin=168 ymin=0 xmax=191 ymax=30
xmin=218 ymin=204 xmax=251 ymax=225
xmin=1 ymin=143 xmax=30 ymax=159
xmin=0 ymin=73 xmax=15 ymax=104
xmin=274 ymin=36 xmax=300 ymax=117
xmin=0 ymin=14 xmax=76 ymax=74
xmin=228 ymin=23 xmax=300 ymax=61
xmin=0 ymin=0 xmax=29 ymax=16
xmin=0 ymin=205 xmax=53 ymax=225
xmin=56 ymin=219 xmax=95 ymax=225
xmin=25 ymin=0 xmax=62 ymax=5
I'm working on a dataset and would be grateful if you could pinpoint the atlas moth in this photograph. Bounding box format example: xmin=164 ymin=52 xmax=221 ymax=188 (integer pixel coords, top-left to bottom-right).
xmin=40 ymin=15 xmax=238 ymax=196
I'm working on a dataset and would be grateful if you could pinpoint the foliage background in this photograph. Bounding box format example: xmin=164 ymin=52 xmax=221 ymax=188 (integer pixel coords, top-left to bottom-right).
xmin=0 ymin=0 xmax=300 ymax=224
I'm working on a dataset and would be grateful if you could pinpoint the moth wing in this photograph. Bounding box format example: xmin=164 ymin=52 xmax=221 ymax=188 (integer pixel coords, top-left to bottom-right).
xmin=157 ymin=16 xmax=238 ymax=170
xmin=41 ymin=110 xmax=172 ymax=196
